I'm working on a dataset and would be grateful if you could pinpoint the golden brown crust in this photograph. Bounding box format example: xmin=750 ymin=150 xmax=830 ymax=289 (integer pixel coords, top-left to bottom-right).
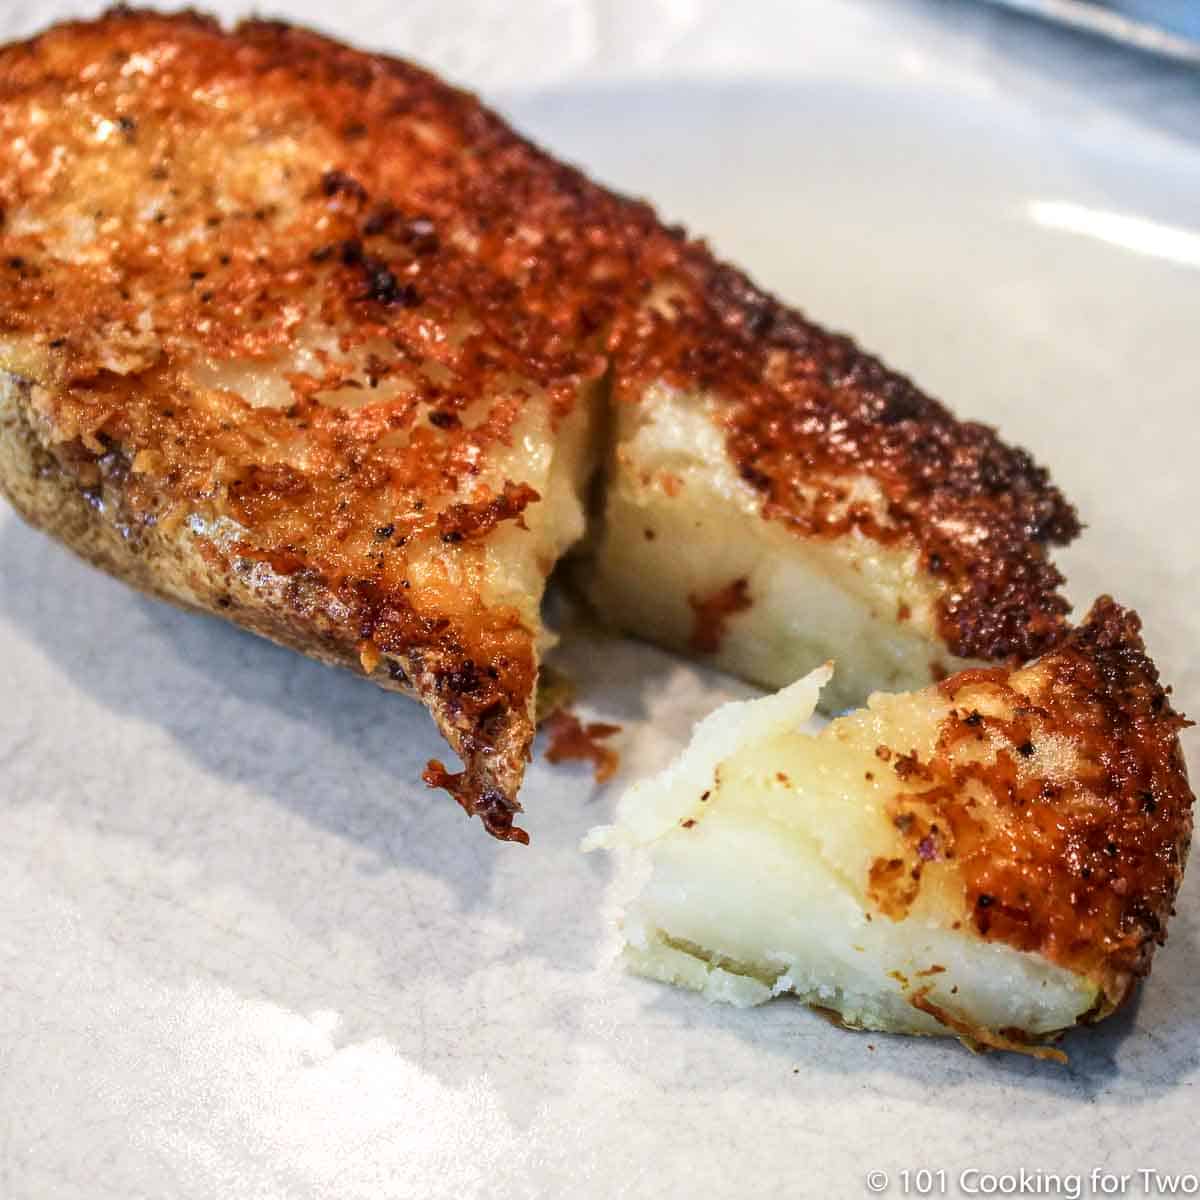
xmin=876 ymin=598 xmax=1193 ymax=1008
xmin=0 ymin=9 xmax=1078 ymax=667
xmin=0 ymin=9 xmax=610 ymax=839
xmin=0 ymin=9 xmax=1082 ymax=838
xmin=543 ymin=709 xmax=621 ymax=784
xmin=659 ymin=265 xmax=1081 ymax=663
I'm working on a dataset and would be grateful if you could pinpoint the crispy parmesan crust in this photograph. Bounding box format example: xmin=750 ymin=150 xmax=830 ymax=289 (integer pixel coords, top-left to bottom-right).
xmin=0 ymin=9 xmax=610 ymax=839
xmin=0 ymin=10 xmax=1083 ymax=837
xmin=543 ymin=709 xmax=621 ymax=784
xmin=2 ymin=10 xmax=1078 ymax=626
xmin=873 ymin=598 xmax=1193 ymax=1013
xmin=679 ymin=268 xmax=1081 ymax=662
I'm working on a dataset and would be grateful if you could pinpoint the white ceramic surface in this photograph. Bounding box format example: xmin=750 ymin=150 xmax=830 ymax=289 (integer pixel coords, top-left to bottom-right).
xmin=1 ymin=3 xmax=1198 ymax=1198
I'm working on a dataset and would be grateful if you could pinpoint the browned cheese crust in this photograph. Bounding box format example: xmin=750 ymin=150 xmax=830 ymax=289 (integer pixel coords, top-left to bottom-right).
xmin=0 ymin=10 xmax=1082 ymax=837
xmin=870 ymin=598 xmax=1193 ymax=1013
xmin=0 ymin=10 xmax=609 ymax=839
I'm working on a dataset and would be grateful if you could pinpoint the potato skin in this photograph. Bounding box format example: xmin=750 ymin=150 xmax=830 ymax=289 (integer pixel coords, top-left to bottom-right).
xmin=0 ymin=371 xmax=388 ymax=678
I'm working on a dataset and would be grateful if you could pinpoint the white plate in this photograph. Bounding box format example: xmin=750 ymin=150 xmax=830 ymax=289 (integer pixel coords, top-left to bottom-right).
xmin=2 ymin=3 xmax=1198 ymax=1198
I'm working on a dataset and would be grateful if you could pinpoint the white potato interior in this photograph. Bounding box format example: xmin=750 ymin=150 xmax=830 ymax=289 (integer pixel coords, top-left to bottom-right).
xmin=583 ymin=384 xmax=972 ymax=713
xmin=585 ymin=668 xmax=1097 ymax=1041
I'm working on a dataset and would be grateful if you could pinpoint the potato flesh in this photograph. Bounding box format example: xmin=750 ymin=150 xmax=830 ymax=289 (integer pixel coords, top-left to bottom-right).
xmin=482 ymin=378 xmax=602 ymax=646
xmin=585 ymin=668 xmax=1097 ymax=1042
xmin=583 ymin=385 xmax=972 ymax=713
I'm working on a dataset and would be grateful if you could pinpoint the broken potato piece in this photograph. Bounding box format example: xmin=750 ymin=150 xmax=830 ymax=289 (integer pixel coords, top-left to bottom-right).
xmin=585 ymin=598 xmax=1193 ymax=1059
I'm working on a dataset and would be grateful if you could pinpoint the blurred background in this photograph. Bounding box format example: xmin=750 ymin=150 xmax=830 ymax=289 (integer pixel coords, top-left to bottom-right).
xmin=4 ymin=1 xmax=1196 ymax=140
xmin=6 ymin=1 xmax=1200 ymax=78
xmin=989 ymin=1 xmax=1199 ymax=54
xmin=995 ymin=1 xmax=1199 ymax=46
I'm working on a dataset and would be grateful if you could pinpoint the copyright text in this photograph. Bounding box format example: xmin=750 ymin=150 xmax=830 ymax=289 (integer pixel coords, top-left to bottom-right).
xmin=864 ymin=1168 xmax=1199 ymax=1198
